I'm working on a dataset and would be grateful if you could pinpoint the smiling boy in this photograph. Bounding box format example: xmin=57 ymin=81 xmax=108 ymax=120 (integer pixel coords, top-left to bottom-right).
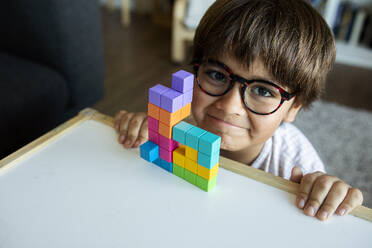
xmin=114 ymin=0 xmax=363 ymax=220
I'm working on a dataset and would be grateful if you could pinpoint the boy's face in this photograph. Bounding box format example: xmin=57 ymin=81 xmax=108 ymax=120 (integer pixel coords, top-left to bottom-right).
xmin=191 ymin=55 xmax=302 ymax=155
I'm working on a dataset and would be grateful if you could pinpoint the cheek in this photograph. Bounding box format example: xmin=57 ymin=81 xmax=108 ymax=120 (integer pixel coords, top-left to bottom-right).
xmin=247 ymin=111 xmax=286 ymax=142
xmin=191 ymin=86 xmax=213 ymax=124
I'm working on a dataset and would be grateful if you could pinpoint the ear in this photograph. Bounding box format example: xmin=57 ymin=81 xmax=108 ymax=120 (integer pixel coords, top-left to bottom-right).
xmin=283 ymin=100 xmax=302 ymax=123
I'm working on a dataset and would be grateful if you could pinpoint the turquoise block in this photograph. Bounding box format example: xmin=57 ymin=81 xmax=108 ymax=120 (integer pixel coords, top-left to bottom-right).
xmin=172 ymin=121 xmax=195 ymax=144
xmin=197 ymin=152 xmax=219 ymax=169
xmin=185 ymin=126 xmax=206 ymax=150
xmin=140 ymin=141 xmax=159 ymax=162
xmin=198 ymin=132 xmax=221 ymax=156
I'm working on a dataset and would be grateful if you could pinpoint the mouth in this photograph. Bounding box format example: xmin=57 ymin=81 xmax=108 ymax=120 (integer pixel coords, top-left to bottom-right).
xmin=206 ymin=114 xmax=246 ymax=130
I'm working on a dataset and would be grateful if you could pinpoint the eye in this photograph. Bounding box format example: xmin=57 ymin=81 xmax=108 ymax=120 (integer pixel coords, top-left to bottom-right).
xmin=251 ymin=86 xmax=274 ymax=97
xmin=205 ymin=70 xmax=227 ymax=83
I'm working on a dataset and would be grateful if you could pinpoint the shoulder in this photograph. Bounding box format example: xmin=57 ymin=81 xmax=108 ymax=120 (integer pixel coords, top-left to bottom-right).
xmin=275 ymin=122 xmax=325 ymax=177
xmin=253 ymin=123 xmax=325 ymax=180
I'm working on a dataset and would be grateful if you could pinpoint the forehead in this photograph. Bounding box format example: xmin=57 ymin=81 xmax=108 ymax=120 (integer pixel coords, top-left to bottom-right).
xmin=211 ymin=55 xmax=278 ymax=83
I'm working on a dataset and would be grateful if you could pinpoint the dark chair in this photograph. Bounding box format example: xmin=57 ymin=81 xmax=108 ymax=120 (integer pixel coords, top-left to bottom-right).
xmin=0 ymin=0 xmax=105 ymax=158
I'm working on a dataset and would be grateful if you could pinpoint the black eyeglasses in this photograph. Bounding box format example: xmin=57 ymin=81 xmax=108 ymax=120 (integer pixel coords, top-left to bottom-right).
xmin=193 ymin=59 xmax=296 ymax=115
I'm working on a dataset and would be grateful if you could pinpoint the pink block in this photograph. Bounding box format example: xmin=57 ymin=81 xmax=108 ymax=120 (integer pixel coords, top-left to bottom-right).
xmin=148 ymin=116 xmax=159 ymax=131
xmin=159 ymin=147 xmax=172 ymax=162
xmin=148 ymin=129 xmax=159 ymax=144
xmin=159 ymin=135 xmax=179 ymax=151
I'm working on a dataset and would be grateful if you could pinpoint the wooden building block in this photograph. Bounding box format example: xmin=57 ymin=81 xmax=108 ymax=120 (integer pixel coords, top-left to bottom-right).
xmin=159 ymin=108 xmax=182 ymax=127
xmin=185 ymin=146 xmax=198 ymax=162
xmin=173 ymin=146 xmax=186 ymax=167
xmin=158 ymin=122 xmax=172 ymax=139
xmin=148 ymin=103 xmax=160 ymax=120
xmin=198 ymin=163 xmax=219 ymax=180
xmin=196 ymin=175 xmax=217 ymax=192
xmin=185 ymin=157 xmax=198 ymax=174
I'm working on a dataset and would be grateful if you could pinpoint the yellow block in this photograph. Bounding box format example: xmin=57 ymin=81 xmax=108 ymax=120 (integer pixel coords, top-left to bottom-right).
xmin=185 ymin=146 xmax=198 ymax=161
xmin=173 ymin=146 xmax=186 ymax=167
xmin=185 ymin=157 xmax=198 ymax=174
xmin=198 ymin=163 xmax=219 ymax=180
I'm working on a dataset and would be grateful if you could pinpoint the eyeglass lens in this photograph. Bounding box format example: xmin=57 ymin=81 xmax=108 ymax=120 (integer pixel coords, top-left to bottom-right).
xmin=197 ymin=62 xmax=284 ymax=115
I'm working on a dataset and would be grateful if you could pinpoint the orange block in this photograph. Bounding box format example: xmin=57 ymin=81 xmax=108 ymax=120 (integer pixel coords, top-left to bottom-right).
xmin=148 ymin=103 xmax=160 ymax=120
xmin=158 ymin=122 xmax=172 ymax=139
xmin=181 ymin=103 xmax=191 ymax=119
xmin=159 ymin=108 xmax=182 ymax=126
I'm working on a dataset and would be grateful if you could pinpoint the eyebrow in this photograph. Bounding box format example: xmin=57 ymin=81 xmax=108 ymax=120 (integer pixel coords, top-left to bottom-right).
xmin=209 ymin=59 xmax=273 ymax=82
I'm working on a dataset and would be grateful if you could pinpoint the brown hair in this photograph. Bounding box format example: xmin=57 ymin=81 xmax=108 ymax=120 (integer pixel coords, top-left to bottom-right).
xmin=192 ymin=0 xmax=336 ymax=108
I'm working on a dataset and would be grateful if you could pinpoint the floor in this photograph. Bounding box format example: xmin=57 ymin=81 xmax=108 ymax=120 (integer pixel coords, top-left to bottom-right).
xmin=94 ymin=8 xmax=372 ymax=116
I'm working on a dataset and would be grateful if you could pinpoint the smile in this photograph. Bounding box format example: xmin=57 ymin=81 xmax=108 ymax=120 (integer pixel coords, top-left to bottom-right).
xmin=206 ymin=114 xmax=246 ymax=129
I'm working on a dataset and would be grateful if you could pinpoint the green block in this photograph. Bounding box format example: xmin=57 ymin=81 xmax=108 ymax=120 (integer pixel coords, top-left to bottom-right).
xmin=196 ymin=175 xmax=217 ymax=192
xmin=173 ymin=163 xmax=184 ymax=179
xmin=184 ymin=169 xmax=197 ymax=186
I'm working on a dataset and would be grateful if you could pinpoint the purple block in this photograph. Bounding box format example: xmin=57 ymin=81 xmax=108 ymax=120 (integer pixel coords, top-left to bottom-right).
xmin=159 ymin=135 xmax=179 ymax=151
xmin=172 ymin=70 xmax=194 ymax=93
xmin=159 ymin=147 xmax=173 ymax=162
xmin=148 ymin=116 xmax=159 ymax=131
xmin=149 ymin=84 xmax=169 ymax=107
xmin=160 ymin=89 xmax=184 ymax=113
xmin=148 ymin=129 xmax=159 ymax=144
xmin=183 ymin=89 xmax=193 ymax=105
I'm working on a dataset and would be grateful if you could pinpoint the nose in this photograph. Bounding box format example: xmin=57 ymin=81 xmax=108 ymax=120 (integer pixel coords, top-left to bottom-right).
xmin=214 ymin=83 xmax=246 ymax=116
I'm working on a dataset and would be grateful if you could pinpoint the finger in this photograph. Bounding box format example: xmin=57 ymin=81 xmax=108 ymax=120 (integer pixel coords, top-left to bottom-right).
xmin=134 ymin=119 xmax=149 ymax=148
xmin=124 ymin=114 xmax=146 ymax=148
xmin=336 ymin=187 xmax=363 ymax=216
xmin=316 ymin=181 xmax=349 ymax=221
xmin=303 ymin=175 xmax=339 ymax=217
xmin=118 ymin=112 xmax=134 ymax=144
xmin=114 ymin=110 xmax=127 ymax=132
xmin=296 ymin=171 xmax=324 ymax=209
xmin=290 ymin=166 xmax=303 ymax=184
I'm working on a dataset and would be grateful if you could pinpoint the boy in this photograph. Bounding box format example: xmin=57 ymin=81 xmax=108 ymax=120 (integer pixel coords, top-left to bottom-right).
xmin=114 ymin=0 xmax=363 ymax=221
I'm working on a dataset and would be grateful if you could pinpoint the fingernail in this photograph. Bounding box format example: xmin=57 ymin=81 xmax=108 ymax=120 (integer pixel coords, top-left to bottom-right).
xmin=135 ymin=141 xmax=140 ymax=147
xmin=320 ymin=211 xmax=328 ymax=220
xmin=306 ymin=206 xmax=315 ymax=216
xmin=125 ymin=140 xmax=131 ymax=146
xmin=338 ymin=208 xmax=346 ymax=216
xmin=298 ymin=199 xmax=305 ymax=209
xmin=119 ymin=135 xmax=125 ymax=143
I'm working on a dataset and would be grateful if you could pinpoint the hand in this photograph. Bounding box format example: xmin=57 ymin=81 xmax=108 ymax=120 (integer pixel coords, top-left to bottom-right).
xmin=114 ymin=110 xmax=148 ymax=149
xmin=290 ymin=166 xmax=363 ymax=221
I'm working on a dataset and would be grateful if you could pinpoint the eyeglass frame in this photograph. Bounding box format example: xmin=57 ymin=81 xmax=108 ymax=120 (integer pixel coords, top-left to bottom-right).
xmin=192 ymin=59 xmax=296 ymax=115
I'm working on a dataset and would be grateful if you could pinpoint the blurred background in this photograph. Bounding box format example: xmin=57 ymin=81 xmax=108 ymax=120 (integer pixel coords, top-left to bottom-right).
xmin=95 ymin=0 xmax=372 ymax=115
xmin=1 ymin=0 xmax=372 ymax=207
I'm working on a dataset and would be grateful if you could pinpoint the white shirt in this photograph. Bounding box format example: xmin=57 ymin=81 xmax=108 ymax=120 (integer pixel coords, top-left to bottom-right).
xmin=251 ymin=122 xmax=325 ymax=180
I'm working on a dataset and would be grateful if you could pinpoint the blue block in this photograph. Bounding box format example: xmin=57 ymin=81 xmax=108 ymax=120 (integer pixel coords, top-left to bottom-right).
xmin=172 ymin=121 xmax=195 ymax=144
xmin=160 ymin=159 xmax=173 ymax=173
xmin=185 ymin=126 xmax=206 ymax=150
xmin=197 ymin=152 xmax=219 ymax=169
xmin=140 ymin=141 xmax=159 ymax=162
xmin=154 ymin=158 xmax=162 ymax=167
xmin=198 ymin=132 xmax=221 ymax=156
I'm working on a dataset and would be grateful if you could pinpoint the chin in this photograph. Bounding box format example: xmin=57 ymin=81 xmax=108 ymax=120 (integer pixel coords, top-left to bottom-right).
xmin=219 ymin=135 xmax=246 ymax=151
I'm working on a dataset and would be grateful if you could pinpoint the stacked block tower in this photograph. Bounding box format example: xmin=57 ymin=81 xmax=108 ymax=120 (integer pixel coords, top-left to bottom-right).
xmin=140 ymin=70 xmax=221 ymax=192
